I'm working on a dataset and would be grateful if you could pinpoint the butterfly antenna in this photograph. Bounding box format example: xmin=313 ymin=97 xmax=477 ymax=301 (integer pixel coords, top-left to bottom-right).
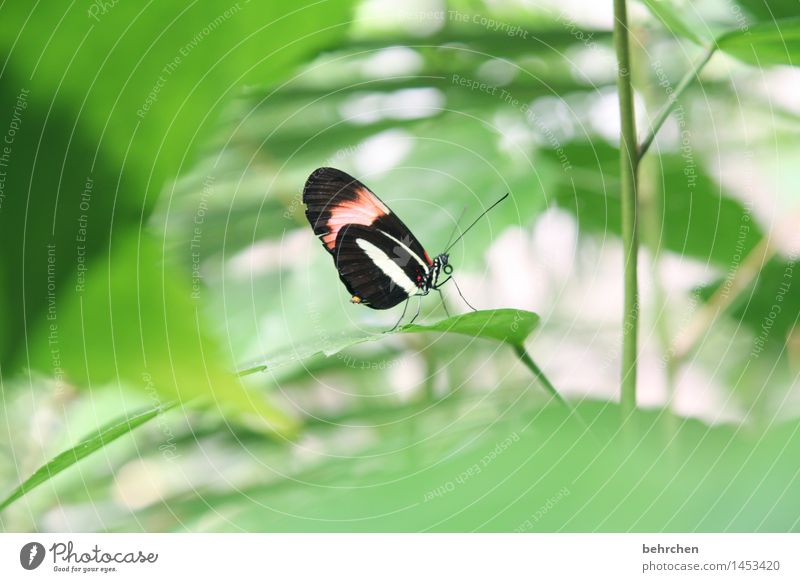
xmin=443 ymin=205 xmax=468 ymax=250
xmin=444 ymin=193 xmax=509 ymax=253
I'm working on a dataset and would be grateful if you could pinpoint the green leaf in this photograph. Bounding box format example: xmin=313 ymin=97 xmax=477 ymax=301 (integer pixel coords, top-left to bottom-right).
xmin=0 ymin=403 xmax=177 ymax=512
xmin=546 ymin=142 xmax=763 ymax=266
xmin=639 ymin=0 xmax=707 ymax=44
xmin=257 ymin=309 xmax=540 ymax=370
xmin=700 ymin=256 xmax=800 ymax=348
xmin=0 ymin=2 xmax=353 ymax=392
xmin=734 ymin=0 xmax=800 ymax=23
xmin=29 ymin=233 xmax=296 ymax=433
xmin=717 ymin=17 xmax=800 ymax=66
xmin=401 ymin=309 xmax=539 ymax=345
xmin=128 ymin=401 xmax=800 ymax=532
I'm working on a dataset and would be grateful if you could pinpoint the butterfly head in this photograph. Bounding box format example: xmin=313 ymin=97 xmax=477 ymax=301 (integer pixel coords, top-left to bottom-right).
xmin=428 ymin=253 xmax=452 ymax=289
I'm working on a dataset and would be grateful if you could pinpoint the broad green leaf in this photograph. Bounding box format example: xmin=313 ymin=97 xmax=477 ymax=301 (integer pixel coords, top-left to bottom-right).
xmin=717 ymin=17 xmax=800 ymax=66
xmin=256 ymin=309 xmax=540 ymax=369
xmin=0 ymin=2 xmax=353 ymax=391
xmin=124 ymin=401 xmax=800 ymax=532
xmin=0 ymin=403 xmax=177 ymax=512
xmin=29 ymin=234 xmax=295 ymax=433
xmin=639 ymin=0 xmax=707 ymax=44
xmin=734 ymin=0 xmax=800 ymax=23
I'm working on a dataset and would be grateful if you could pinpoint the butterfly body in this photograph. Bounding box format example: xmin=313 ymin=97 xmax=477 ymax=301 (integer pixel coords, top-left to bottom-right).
xmin=303 ymin=167 xmax=450 ymax=310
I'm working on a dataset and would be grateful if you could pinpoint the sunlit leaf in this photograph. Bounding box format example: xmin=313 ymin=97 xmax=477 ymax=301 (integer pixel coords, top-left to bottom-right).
xmin=734 ymin=0 xmax=800 ymax=23
xmin=29 ymin=234 xmax=296 ymax=432
xmin=717 ymin=16 xmax=800 ymax=66
xmin=402 ymin=309 xmax=539 ymax=345
xmin=0 ymin=1 xmax=354 ymax=391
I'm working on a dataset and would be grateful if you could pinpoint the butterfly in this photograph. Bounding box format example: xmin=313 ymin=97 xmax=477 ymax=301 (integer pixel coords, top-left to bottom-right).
xmin=302 ymin=167 xmax=507 ymax=323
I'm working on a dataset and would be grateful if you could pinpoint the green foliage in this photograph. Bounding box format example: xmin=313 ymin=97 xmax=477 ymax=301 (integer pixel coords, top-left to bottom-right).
xmin=717 ymin=17 xmax=800 ymax=66
xmin=403 ymin=309 xmax=539 ymax=345
xmin=0 ymin=402 xmax=177 ymax=512
xmin=545 ymin=142 xmax=763 ymax=265
xmin=701 ymin=257 xmax=799 ymax=348
xmin=0 ymin=2 xmax=353 ymax=417
xmin=639 ymin=0 xmax=800 ymax=67
xmin=27 ymin=235 xmax=295 ymax=432
xmin=1 ymin=309 xmax=542 ymax=513
xmin=1 ymin=0 xmax=799 ymax=533
xmin=120 ymin=401 xmax=800 ymax=532
xmin=735 ymin=0 xmax=800 ymax=22
xmin=259 ymin=309 xmax=539 ymax=369
xmin=639 ymin=0 xmax=708 ymax=44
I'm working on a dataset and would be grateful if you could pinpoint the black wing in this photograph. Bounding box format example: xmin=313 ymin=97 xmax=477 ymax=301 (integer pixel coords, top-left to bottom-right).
xmin=302 ymin=167 xmax=433 ymax=266
xmin=302 ymin=167 xmax=434 ymax=310
xmin=333 ymin=224 xmax=429 ymax=309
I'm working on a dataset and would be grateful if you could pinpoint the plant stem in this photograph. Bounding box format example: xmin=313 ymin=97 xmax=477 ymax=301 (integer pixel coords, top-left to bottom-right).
xmin=633 ymin=25 xmax=678 ymax=411
xmin=639 ymin=45 xmax=717 ymax=159
xmin=512 ymin=345 xmax=601 ymax=440
xmin=614 ymin=0 xmax=640 ymax=415
xmin=512 ymin=344 xmax=567 ymax=407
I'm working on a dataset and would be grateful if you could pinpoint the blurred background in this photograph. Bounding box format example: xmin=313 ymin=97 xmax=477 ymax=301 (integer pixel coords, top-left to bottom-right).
xmin=0 ymin=0 xmax=799 ymax=532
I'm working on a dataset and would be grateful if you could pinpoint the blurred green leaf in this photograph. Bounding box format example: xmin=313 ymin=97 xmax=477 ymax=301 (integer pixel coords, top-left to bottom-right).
xmin=125 ymin=402 xmax=800 ymax=532
xmin=735 ymin=0 xmax=800 ymax=23
xmin=0 ymin=0 xmax=352 ymax=388
xmin=546 ymin=142 xmax=763 ymax=265
xmin=717 ymin=17 xmax=800 ymax=66
xmin=639 ymin=0 xmax=708 ymax=44
xmin=701 ymin=256 xmax=799 ymax=348
xmin=29 ymin=234 xmax=295 ymax=432
xmin=0 ymin=402 xmax=176 ymax=512
xmin=2 ymin=0 xmax=796 ymax=537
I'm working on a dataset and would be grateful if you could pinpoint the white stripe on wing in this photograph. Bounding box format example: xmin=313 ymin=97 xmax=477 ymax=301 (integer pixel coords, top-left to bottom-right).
xmin=377 ymin=230 xmax=430 ymax=274
xmin=355 ymin=238 xmax=419 ymax=296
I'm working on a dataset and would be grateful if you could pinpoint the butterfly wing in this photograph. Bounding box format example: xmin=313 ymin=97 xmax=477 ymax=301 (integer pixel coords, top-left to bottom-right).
xmin=303 ymin=167 xmax=434 ymax=309
xmin=303 ymin=167 xmax=433 ymax=262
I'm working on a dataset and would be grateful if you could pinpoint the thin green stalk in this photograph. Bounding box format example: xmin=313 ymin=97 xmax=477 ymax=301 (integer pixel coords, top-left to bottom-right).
xmin=0 ymin=402 xmax=179 ymax=512
xmin=672 ymin=237 xmax=775 ymax=364
xmin=512 ymin=345 xmax=600 ymax=441
xmin=512 ymin=344 xmax=567 ymax=407
xmin=639 ymin=45 xmax=717 ymax=159
xmin=614 ymin=0 xmax=640 ymax=415
xmin=633 ymin=25 xmax=678 ymax=411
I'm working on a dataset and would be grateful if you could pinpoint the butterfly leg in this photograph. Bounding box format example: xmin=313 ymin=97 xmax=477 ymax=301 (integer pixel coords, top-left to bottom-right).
xmin=436 ymin=288 xmax=450 ymax=317
xmin=389 ymin=298 xmax=410 ymax=332
xmin=408 ymin=295 xmax=423 ymax=325
xmin=451 ymin=276 xmax=477 ymax=312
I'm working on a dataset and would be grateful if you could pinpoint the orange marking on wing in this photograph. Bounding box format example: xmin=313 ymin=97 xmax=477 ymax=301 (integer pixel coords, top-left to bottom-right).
xmin=423 ymin=251 xmax=433 ymax=266
xmin=322 ymin=187 xmax=389 ymax=250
